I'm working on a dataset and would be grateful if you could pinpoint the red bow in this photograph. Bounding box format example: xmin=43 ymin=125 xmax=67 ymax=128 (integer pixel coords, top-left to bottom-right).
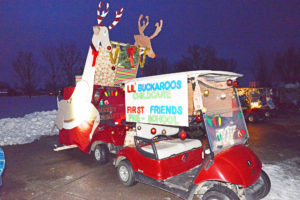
xmin=92 ymin=48 xmax=99 ymax=67
xmin=127 ymin=46 xmax=136 ymax=67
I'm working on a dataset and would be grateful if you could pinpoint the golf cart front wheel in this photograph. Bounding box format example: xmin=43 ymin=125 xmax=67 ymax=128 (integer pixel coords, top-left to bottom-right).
xmin=256 ymin=170 xmax=271 ymax=199
xmin=117 ymin=160 xmax=136 ymax=186
xmin=93 ymin=144 xmax=108 ymax=164
xmin=202 ymin=185 xmax=240 ymax=200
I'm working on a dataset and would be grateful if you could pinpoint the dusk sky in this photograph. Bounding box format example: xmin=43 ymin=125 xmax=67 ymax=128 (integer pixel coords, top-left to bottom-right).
xmin=0 ymin=0 xmax=299 ymax=86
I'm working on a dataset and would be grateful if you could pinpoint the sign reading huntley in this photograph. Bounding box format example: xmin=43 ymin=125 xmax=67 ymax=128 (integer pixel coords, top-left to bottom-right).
xmin=125 ymin=74 xmax=188 ymax=126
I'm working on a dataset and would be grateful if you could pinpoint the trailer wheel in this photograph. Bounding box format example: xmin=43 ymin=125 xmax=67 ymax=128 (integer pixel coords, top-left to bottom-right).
xmin=117 ymin=160 xmax=136 ymax=186
xmin=257 ymin=112 xmax=266 ymax=121
xmin=93 ymin=144 xmax=108 ymax=164
xmin=202 ymin=185 xmax=240 ymax=200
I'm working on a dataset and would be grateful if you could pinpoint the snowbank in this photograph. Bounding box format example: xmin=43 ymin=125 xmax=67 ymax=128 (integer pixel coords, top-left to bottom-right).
xmin=0 ymin=110 xmax=58 ymax=146
xmin=263 ymin=158 xmax=300 ymax=200
xmin=285 ymin=82 xmax=300 ymax=89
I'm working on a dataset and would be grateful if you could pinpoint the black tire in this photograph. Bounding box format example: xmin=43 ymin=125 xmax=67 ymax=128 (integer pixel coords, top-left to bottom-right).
xmin=246 ymin=114 xmax=255 ymax=123
xmin=256 ymin=170 xmax=271 ymax=199
xmin=257 ymin=113 xmax=266 ymax=122
xmin=264 ymin=111 xmax=271 ymax=118
xmin=93 ymin=144 xmax=108 ymax=164
xmin=203 ymin=185 xmax=240 ymax=200
xmin=117 ymin=160 xmax=136 ymax=186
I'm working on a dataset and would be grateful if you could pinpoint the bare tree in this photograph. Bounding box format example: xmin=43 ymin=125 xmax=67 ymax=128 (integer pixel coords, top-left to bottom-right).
xmin=252 ymin=52 xmax=271 ymax=87
xmin=176 ymin=45 xmax=206 ymax=72
xmin=12 ymin=51 xmax=39 ymax=98
xmin=42 ymin=46 xmax=63 ymax=95
xmin=217 ymin=58 xmax=237 ymax=72
xmin=176 ymin=45 xmax=237 ymax=72
xmin=56 ymin=43 xmax=84 ymax=87
xmin=142 ymin=57 xmax=172 ymax=76
xmin=273 ymin=47 xmax=300 ymax=84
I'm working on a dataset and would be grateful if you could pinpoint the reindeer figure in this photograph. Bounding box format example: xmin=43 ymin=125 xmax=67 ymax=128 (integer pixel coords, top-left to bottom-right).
xmin=81 ymin=2 xmax=123 ymax=100
xmin=134 ymin=14 xmax=163 ymax=58
xmin=54 ymin=1 xmax=124 ymax=149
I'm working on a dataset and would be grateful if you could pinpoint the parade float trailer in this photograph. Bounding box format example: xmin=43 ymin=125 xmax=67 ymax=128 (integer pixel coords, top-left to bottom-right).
xmin=53 ymin=2 xmax=270 ymax=199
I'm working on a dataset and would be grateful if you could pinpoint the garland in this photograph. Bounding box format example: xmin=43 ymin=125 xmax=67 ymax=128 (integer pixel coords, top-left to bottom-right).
xmin=109 ymin=43 xmax=149 ymax=69
xmin=109 ymin=42 xmax=120 ymax=65
xmin=139 ymin=48 xmax=149 ymax=68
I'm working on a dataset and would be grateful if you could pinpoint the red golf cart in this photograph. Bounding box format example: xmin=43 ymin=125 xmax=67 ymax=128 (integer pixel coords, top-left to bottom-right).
xmin=238 ymin=88 xmax=275 ymax=123
xmin=114 ymin=71 xmax=271 ymax=200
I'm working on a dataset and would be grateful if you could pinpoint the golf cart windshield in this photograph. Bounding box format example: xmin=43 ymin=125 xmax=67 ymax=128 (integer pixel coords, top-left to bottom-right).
xmin=198 ymin=78 xmax=249 ymax=154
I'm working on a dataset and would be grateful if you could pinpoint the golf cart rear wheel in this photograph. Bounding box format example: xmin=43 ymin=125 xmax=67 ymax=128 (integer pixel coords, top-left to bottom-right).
xmin=93 ymin=144 xmax=108 ymax=164
xmin=203 ymin=185 xmax=240 ymax=200
xmin=117 ymin=160 xmax=136 ymax=186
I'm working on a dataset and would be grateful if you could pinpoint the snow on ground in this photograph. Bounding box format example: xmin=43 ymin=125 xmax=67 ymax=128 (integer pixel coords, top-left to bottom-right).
xmin=263 ymin=158 xmax=300 ymax=200
xmin=0 ymin=110 xmax=58 ymax=146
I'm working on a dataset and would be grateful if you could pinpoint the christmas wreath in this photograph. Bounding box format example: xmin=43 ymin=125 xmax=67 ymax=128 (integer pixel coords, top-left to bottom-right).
xmin=118 ymin=44 xmax=139 ymax=69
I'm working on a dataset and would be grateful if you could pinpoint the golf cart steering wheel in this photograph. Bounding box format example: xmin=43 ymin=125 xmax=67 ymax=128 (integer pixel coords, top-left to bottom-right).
xmin=152 ymin=134 xmax=169 ymax=141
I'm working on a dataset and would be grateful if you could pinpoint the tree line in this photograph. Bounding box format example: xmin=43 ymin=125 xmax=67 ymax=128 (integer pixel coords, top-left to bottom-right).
xmin=9 ymin=43 xmax=300 ymax=97
xmin=143 ymin=45 xmax=300 ymax=88
xmin=10 ymin=43 xmax=84 ymax=97
xmin=251 ymin=47 xmax=300 ymax=87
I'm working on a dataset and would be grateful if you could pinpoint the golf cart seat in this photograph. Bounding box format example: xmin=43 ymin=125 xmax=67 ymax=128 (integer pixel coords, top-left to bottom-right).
xmin=141 ymin=138 xmax=202 ymax=160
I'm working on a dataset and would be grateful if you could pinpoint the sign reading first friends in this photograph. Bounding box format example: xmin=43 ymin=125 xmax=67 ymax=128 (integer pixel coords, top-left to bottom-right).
xmin=125 ymin=73 xmax=188 ymax=126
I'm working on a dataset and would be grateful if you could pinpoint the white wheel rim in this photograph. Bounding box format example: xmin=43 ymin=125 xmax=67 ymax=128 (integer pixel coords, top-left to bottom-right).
xmin=95 ymin=149 xmax=101 ymax=161
xmin=119 ymin=166 xmax=129 ymax=182
xmin=249 ymin=116 xmax=254 ymax=122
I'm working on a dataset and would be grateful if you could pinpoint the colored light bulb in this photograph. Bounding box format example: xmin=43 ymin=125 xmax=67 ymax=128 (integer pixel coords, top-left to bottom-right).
xmin=212 ymin=114 xmax=217 ymax=127
xmin=206 ymin=116 xmax=213 ymax=127
xmin=204 ymin=89 xmax=209 ymax=96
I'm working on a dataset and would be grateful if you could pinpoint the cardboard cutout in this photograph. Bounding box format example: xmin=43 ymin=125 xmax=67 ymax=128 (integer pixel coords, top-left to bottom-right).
xmin=134 ymin=14 xmax=163 ymax=58
xmin=54 ymin=1 xmax=124 ymax=153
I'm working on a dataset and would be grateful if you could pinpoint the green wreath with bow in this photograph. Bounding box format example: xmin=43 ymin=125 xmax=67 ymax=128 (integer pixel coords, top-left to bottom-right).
xmin=118 ymin=44 xmax=139 ymax=69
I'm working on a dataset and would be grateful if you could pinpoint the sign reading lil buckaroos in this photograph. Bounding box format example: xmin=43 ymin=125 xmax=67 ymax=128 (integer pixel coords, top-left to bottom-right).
xmin=125 ymin=74 xmax=188 ymax=126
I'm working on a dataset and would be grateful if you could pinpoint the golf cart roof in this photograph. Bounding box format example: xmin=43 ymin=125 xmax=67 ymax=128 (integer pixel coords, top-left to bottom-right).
xmin=124 ymin=70 xmax=243 ymax=84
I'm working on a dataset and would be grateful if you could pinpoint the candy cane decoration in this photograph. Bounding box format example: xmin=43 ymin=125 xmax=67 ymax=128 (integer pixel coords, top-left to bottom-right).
xmin=108 ymin=8 xmax=124 ymax=30
xmin=97 ymin=2 xmax=109 ymax=26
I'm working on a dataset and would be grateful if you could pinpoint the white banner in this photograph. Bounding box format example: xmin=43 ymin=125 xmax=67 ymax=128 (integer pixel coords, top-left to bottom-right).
xmin=125 ymin=74 xmax=188 ymax=126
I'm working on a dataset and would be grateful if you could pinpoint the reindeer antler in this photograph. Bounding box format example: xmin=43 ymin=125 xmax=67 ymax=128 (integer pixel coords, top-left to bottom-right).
xmin=97 ymin=2 xmax=109 ymax=26
xmin=108 ymin=7 xmax=124 ymax=30
xmin=138 ymin=14 xmax=149 ymax=36
xmin=149 ymin=19 xmax=163 ymax=39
